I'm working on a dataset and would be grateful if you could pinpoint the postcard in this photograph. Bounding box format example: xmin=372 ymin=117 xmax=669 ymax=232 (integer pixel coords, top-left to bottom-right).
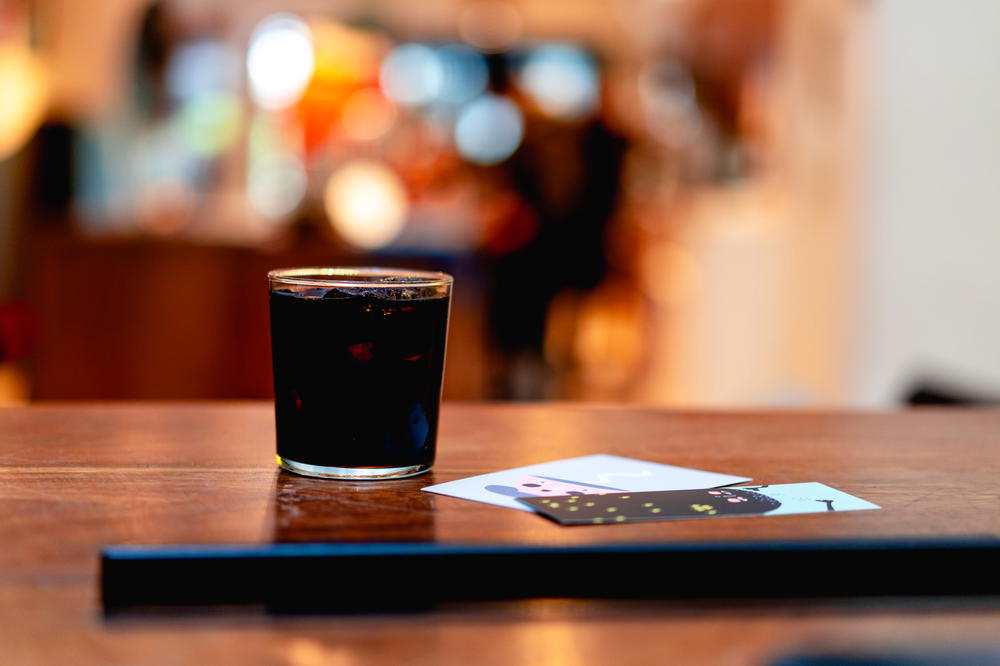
xmin=519 ymin=482 xmax=881 ymax=525
xmin=422 ymin=454 xmax=751 ymax=512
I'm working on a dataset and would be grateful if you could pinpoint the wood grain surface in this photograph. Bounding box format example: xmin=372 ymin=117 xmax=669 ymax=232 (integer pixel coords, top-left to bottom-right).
xmin=2 ymin=402 xmax=1000 ymax=665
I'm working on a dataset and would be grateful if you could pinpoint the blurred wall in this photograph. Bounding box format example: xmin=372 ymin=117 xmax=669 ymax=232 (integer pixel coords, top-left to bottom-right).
xmin=35 ymin=0 xmax=628 ymax=120
xmin=11 ymin=0 xmax=1000 ymax=406
xmin=853 ymin=0 xmax=1000 ymax=404
xmin=36 ymin=0 xmax=146 ymax=120
xmin=647 ymin=0 xmax=1000 ymax=407
xmin=637 ymin=0 xmax=866 ymax=407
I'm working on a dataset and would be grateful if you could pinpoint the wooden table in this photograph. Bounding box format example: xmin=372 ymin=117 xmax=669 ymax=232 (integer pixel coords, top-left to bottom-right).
xmin=2 ymin=403 xmax=1000 ymax=665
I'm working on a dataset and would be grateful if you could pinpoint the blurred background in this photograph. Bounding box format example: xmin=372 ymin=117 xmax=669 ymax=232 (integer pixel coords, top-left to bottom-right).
xmin=1 ymin=0 xmax=999 ymax=407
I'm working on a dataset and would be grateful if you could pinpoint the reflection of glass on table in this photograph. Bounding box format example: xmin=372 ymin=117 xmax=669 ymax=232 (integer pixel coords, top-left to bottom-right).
xmin=270 ymin=472 xmax=437 ymax=544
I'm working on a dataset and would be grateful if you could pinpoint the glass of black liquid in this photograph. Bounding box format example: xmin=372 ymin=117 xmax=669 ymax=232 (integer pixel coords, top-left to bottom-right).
xmin=268 ymin=267 xmax=452 ymax=480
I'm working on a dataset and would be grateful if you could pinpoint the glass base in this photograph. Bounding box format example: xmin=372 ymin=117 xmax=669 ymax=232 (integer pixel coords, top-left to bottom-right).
xmin=277 ymin=456 xmax=432 ymax=480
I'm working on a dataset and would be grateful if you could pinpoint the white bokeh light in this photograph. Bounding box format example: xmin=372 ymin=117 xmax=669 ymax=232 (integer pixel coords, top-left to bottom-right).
xmin=246 ymin=15 xmax=314 ymax=110
xmin=379 ymin=43 xmax=444 ymax=107
xmin=454 ymin=94 xmax=523 ymax=165
xmin=324 ymin=160 xmax=408 ymax=249
xmin=518 ymin=44 xmax=599 ymax=120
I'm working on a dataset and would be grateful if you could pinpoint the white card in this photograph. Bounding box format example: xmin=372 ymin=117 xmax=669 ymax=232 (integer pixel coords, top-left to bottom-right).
xmin=422 ymin=454 xmax=752 ymax=511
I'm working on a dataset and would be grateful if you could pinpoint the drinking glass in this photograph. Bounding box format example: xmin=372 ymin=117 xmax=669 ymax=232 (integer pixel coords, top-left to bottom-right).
xmin=269 ymin=267 xmax=452 ymax=479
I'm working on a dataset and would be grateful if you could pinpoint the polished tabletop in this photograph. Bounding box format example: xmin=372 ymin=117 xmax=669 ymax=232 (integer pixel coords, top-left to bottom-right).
xmin=2 ymin=402 xmax=1000 ymax=665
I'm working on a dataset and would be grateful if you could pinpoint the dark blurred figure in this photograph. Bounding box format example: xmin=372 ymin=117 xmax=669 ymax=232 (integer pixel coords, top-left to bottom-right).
xmin=484 ymin=64 xmax=627 ymax=399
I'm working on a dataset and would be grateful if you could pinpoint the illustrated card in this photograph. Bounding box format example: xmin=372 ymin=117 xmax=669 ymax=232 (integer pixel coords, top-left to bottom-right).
xmin=518 ymin=482 xmax=880 ymax=525
xmin=421 ymin=454 xmax=751 ymax=512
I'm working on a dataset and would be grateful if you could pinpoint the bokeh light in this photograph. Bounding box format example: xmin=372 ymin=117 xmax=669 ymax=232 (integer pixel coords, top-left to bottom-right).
xmin=246 ymin=113 xmax=306 ymax=219
xmin=324 ymin=159 xmax=408 ymax=249
xmin=340 ymin=87 xmax=397 ymax=142
xmin=174 ymin=92 xmax=242 ymax=157
xmin=297 ymin=19 xmax=383 ymax=154
xmin=518 ymin=44 xmax=599 ymax=120
xmin=247 ymin=14 xmax=315 ymax=110
xmin=308 ymin=19 xmax=381 ymax=84
xmin=379 ymin=43 xmax=443 ymax=108
xmin=454 ymin=93 xmax=524 ymax=165
xmin=247 ymin=153 xmax=307 ymax=219
xmin=0 ymin=44 xmax=48 ymax=160
xmin=166 ymin=40 xmax=238 ymax=102
xmin=436 ymin=44 xmax=489 ymax=105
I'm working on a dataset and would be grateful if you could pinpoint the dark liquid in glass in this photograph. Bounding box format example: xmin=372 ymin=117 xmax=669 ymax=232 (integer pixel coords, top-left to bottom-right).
xmin=270 ymin=284 xmax=449 ymax=472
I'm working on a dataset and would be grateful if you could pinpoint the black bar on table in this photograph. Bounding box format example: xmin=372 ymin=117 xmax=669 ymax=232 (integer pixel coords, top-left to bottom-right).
xmin=101 ymin=538 xmax=1000 ymax=610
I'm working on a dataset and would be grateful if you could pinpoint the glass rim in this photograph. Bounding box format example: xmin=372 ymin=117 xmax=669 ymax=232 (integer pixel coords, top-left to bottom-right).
xmin=268 ymin=266 xmax=453 ymax=289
